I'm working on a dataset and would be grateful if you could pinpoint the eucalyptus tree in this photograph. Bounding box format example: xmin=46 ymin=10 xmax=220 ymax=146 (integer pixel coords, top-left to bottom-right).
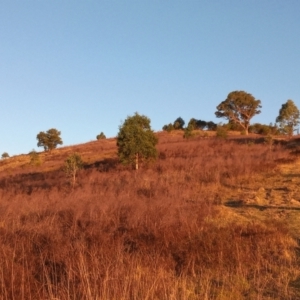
xmin=215 ymin=91 xmax=262 ymax=135
xmin=37 ymin=128 xmax=63 ymax=152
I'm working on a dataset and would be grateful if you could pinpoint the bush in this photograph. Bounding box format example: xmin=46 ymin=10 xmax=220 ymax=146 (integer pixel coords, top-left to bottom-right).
xmin=162 ymin=123 xmax=174 ymax=132
xmin=173 ymin=117 xmax=185 ymax=130
xmin=183 ymin=124 xmax=195 ymax=139
xmin=96 ymin=132 xmax=106 ymax=140
xmin=1 ymin=152 xmax=9 ymax=159
xmin=216 ymin=126 xmax=228 ymax=139
xmin=64 ymin=153 xmax=83 ymax=188
xmin=29 ymin=150 xmax=41 ymax=166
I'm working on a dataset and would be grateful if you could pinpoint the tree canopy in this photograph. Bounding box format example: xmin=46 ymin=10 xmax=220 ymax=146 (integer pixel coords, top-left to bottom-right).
xmin=36 ymin=128 xmax=63 ymax=152
xmin=96 ymin=132 xmax=106 ymax=140
xmin=117 ymin=113 xmax=158 ymax=170
xmin=1 ymin=152 xmax=9 ymax=159
xmin=187 ymin=118 xmax=217 ymax=130
xmin=249 ymin=123 xmax=279 ymax=135
xmin=162 ymin=123 xmax=174 ymax=132
xmin=276 ymin=100 xmax=300 ymax=136
xmin=162 ymin=117 xmax=186 ymax=132
xmin=215 ymin=91 xmax=262 ymax=135
xmin=173 ymin=117 xmax=185 ymax=130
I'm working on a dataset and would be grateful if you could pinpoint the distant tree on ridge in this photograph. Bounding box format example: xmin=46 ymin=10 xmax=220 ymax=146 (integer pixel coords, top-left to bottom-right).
xmin=36 ymin=128 xmax=63 ymax=152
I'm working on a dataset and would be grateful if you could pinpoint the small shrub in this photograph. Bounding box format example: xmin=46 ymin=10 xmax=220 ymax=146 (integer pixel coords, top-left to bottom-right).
xmin=64 ymin=153 xmax=83 ymax=188
xmin=29 ymin=150 xmax=41 ymax=166
xmin=183 ymin=125 xmax=194 ymax=139
xmin=96 ymin=132 xmax=106 ymax=140
xmin=162 ymin=123 xmax=174 ymax=132
xmin=216 ymin=126 xmax=228 ymax=139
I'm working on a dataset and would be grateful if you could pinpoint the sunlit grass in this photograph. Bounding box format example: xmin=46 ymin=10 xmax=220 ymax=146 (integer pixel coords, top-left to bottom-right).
xmin=0 ymin=133 xmax=300 ymax=299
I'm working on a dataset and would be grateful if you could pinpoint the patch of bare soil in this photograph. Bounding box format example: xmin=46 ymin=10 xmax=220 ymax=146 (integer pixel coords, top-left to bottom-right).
xmin=224 ymin=158 xmax=300 ymax=237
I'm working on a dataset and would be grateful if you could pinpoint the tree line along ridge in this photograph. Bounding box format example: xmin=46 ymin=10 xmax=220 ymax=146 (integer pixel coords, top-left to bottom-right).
xmin=1 ymin=91 xmax=300 ymax=170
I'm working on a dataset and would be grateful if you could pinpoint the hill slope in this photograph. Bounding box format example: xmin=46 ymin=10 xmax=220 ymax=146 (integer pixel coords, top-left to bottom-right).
xmin=1 ymin=132 xmax=300 ymax=299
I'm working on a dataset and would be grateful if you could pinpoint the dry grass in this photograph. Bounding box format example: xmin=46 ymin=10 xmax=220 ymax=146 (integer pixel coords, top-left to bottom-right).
xmin=0 ymin=134 xmax=300 ymax=299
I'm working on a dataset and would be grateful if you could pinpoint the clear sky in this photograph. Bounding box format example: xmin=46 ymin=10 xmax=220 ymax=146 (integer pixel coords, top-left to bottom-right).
xmin=1 ymin=1 xmax=300 ymax=156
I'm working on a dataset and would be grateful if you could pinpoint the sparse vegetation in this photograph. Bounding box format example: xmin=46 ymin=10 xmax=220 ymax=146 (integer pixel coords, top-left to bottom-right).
xmin=29 ymin=149 xmax=41 ymax=166
xmin=2 ymin=105 xmax=300 ymax=299
xmin=0 ymin=134 xmax=300 ymax=299
xmin=264 ymin=134 xmax=274 ymax=149
xmin=64 ymin=152 xmax=83 ymax=188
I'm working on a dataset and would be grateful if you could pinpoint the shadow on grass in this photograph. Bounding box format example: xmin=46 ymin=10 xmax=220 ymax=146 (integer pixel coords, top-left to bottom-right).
xmin=224 ymin=200 xmax=300 ymax=211
xmin=84 ymin=158 xmax=119 ymax=172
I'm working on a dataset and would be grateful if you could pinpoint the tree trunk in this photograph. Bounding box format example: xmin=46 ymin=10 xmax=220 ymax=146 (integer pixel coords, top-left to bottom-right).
xmin=135 ymin=153 xmax=139 ymax=170
xmin=72 ymin=170 xmax=76 ymax=189
xmin=244 ymin=124 xmax=249 ymax=135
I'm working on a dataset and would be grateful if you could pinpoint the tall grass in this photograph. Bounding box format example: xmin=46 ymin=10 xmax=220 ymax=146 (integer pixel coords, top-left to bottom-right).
xmin=0 ymin=138 xmax=298 ymax=299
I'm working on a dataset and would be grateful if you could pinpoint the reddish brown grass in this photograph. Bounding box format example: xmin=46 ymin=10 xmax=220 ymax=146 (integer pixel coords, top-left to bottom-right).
xmin=0 ymin=136 xmax=299 ymax=299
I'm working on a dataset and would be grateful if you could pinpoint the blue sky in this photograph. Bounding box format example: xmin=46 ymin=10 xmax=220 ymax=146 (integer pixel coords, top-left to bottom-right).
xmin=1 ymin=1 xmax=300 ymax=155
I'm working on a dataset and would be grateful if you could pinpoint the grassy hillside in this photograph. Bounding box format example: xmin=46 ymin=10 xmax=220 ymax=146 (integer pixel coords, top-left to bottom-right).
xmin=0 ymin=132 xmax=300 ymax=299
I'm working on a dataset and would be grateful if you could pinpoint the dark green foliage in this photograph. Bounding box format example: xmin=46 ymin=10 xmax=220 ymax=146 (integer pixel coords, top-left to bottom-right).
xmin=183 ymin=124 xmax=195 ymax=139
xmin=181 ymin=118 xmax=218 ymax=132
xmin=206 ymin=121 xmax=217 ymax=131
xmin=162 ymin=123 xmax=174 ymax=132
xmin=37 ymin=128 xmax=63 ymax=152
xmin=249 ymin=123 xmax=280 ymax=135
xmin=163 ymin=117 xmax=186 ymax=132
xmin=187 ymin=118 xmax=208 ymax=130
xmin=96 ymin=132 xmax=106 ymax=140
xmin=224 ymin=120 xmax=244 ymax=132
xmin=173 ymin=117 xmax=185 ymax=130
xmin=215 ymin=91 xmax=262 ymax=135
xmin=117 ymin=113 xmax=158 ymax=170
xmin=187 ymin=118 xmax=197 ymax=130
xmin=276 ymin=100 xmax=300 ymax=136
xmin=196 ymin=119 xmax=208 ymax=130
xmin=1 ymin=152 xmax=9 ymax=159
